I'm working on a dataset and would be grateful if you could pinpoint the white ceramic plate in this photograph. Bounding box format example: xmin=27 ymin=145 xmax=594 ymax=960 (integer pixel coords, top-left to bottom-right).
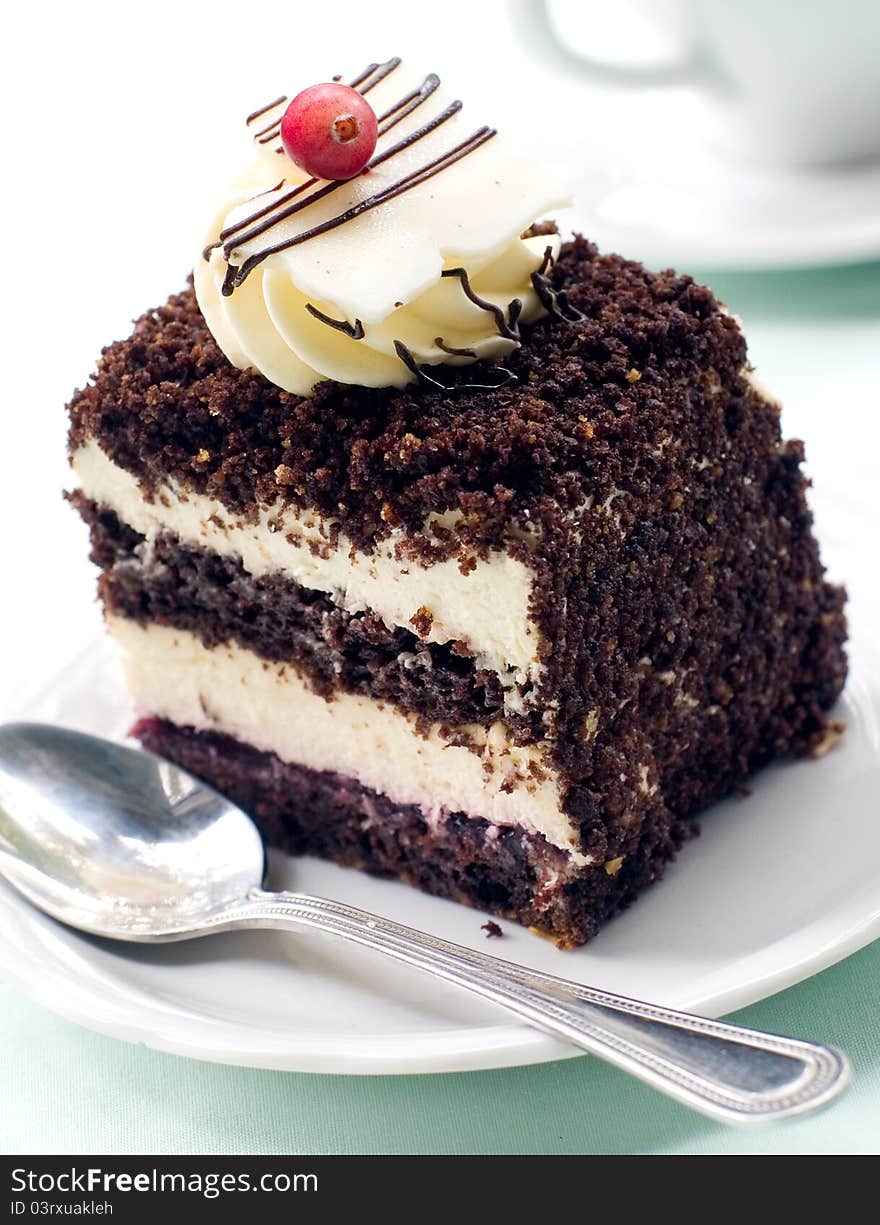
xmin=1 ymin=487 xmax=878 ymax=1075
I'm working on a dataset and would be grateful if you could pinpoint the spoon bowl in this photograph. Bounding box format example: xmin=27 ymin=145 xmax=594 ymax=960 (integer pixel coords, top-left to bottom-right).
xmin=0 ymin=722 xmax=265 ymax=938
xmin=0 ymin=720 xmax=851 ymax=1123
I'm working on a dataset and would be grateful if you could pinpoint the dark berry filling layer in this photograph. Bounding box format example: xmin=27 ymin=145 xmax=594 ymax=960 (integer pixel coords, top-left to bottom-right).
xmin=135 ymin=717 xmax=695 ymax=947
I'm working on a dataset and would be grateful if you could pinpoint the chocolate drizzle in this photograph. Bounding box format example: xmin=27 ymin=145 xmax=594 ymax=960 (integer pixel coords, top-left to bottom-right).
xmin=242 ymin=60 xmax=403 ymax=156
xmin=222 ymin=124 xmax=496 ymax=293
xmin=441 ymin=268 xmax=521 ymax=342
xmin=204 ymin=75 xmax=463 ymax=268
xmin=536 ymin=245 xmax=554 ymax=277
xmin=203 ymin=175 xmax=318 ymax=259
xmin=376 ymin=73 xmax=440 ymax=134
xmin=434 ymin=338 xmax=477 ymax=357
xmin=393 ymin=341 xmax=517 ymax=391
xmin=246 ymin=96 xmax=287 ymax=125
xmin=221 ymin=99 xmax=464 ymax=261
xmin=353 ymin=57 xmax=402 ymax=94
xmin=531 ymin=245 xmax=585 ymax=323
xmin=245 ymin=95 xmax=288 ymax=150
xmin=305 ymin=303 xmax=365 ymax=339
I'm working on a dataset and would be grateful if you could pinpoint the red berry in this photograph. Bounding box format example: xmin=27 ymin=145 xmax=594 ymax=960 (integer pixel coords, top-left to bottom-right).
xmin=280 ymin=83 xmax=378 ymax=180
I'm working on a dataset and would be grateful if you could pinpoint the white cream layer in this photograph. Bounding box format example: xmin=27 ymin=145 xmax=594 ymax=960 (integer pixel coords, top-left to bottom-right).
xmin=110 ymin=618 xmax=588 ymax=863
xmin=73 ymin=440 xmax=541 ymax=683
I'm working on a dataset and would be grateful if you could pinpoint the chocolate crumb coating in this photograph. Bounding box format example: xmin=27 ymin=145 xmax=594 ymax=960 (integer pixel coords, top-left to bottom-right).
xmin=67 ymin=236 xmax=746 ymax=551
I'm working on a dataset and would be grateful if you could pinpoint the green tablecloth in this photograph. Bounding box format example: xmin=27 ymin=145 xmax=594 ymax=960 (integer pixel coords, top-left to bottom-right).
xmin=3 ymin=263 xmax=879 ymax=1156
xmin=3 ymin=942 xmax=879 ymax=1155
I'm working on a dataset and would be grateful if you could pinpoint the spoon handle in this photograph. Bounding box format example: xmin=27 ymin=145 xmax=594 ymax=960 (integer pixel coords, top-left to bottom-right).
xmin=229 ymin=890 xmax=848 ymax=1122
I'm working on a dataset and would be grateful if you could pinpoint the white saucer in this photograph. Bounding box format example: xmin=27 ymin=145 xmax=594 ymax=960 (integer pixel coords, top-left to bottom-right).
xmin=531 ymin=78 xmax=880 ymax=270
xmin=0 ymin=479 xmax=877 ymax=1075
xmin=568 ymin=151 xmax=880 ymax=272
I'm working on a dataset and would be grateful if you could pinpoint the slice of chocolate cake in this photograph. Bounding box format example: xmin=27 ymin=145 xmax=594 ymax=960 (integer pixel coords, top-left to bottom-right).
xmin=66 ymin=59 xmax=846 ymax=946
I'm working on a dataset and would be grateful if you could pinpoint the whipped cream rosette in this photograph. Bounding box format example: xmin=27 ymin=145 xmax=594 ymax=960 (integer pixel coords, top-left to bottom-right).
xmin=196 ymin=58 xmax=570 ymax=394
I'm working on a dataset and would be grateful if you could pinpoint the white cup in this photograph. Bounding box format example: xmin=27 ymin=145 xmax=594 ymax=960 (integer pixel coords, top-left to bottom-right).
xmin=508 ymin=0 xmax=880 ymax=167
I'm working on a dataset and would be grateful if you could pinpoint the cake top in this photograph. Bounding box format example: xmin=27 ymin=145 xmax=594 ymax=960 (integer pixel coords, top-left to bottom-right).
xmin=68 ymin=237 xmax=746 ymax=553
xmin=195 ymin=57 xmax=569 ymax=395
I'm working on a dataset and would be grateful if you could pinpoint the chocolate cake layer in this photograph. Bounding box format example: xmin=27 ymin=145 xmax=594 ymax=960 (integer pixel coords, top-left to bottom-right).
xmin=71 ymin=492 xmax=540 ymax=738
xmin=135 ymin=717 xmax=695 ymax=947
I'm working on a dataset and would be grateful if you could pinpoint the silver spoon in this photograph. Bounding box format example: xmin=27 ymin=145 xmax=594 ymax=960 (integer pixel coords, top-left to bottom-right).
xmin=0 ymin=721 xmax=848 ymax=1122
